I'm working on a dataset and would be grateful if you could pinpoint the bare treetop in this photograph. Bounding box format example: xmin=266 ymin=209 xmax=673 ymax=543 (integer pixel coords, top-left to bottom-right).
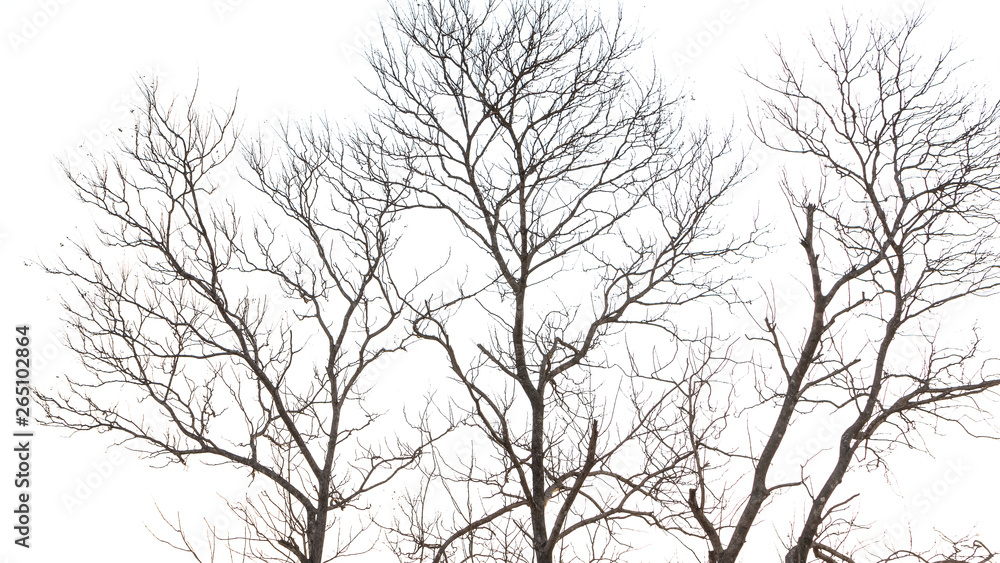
xmin=360 ymin=1 xmax=750 ymax=562
xmin=41 ymin=82 xmax=436 ymax=563
xmin=34 ymin=4 xmax=1000 ymax=563
xmin=683 ymin=14 xmax=1000 ymax=563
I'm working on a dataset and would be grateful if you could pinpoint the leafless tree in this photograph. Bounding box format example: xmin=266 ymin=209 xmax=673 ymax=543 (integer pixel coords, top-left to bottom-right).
xmin=357 ymin=1 xmax=751 ymax=562
xmin=679 ymin=13 xmax=1000 ymax=563
xmin=41 ymin=3 xmax=999 ymax=563
xmin=39 ymin=82 xmax=437 ymax=563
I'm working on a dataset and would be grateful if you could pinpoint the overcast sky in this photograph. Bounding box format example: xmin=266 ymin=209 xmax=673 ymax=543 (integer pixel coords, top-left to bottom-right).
xmin=3 ymin=1 xmax=1000 ymax=562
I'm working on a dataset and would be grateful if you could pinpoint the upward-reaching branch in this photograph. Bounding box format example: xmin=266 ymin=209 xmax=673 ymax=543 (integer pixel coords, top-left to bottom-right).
xmin=40 ymin=82 xmax=436 ymax=563
xmin=365 ymin=1 xmax=751 ymax=562
xmin=689 ymin=13 xmax=1000 ymax=563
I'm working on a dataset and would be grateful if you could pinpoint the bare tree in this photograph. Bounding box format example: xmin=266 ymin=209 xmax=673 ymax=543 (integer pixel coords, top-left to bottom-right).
xmin=357 ymin=1 xmax=750 ymax=561
xmin=680 ymin=13 xmax=1000 ymax=563
xmin=40 ymin=83 xmax=435 ymax=563
xmin=41 ymin=3 xmax=1000 ymax=563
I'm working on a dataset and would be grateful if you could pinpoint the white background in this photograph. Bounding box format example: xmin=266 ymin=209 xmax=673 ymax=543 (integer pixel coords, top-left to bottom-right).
xmin=2 ymin=0 xmax=999 ymax=561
